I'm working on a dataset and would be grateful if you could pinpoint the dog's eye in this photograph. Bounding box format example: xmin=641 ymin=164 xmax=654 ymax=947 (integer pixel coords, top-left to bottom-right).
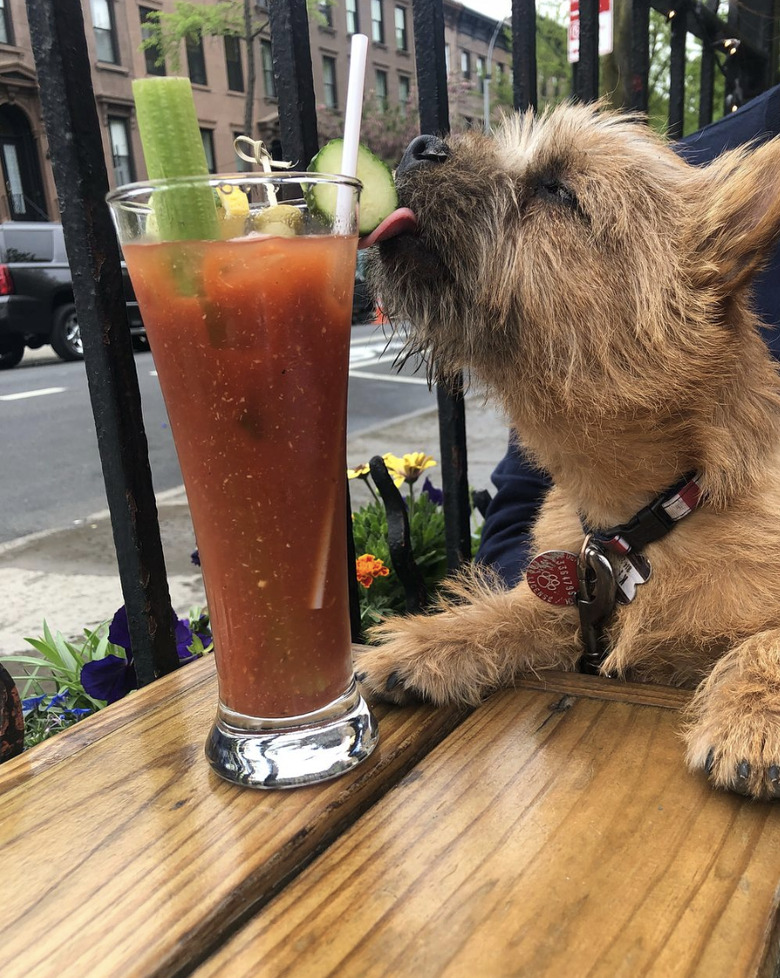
xmin=540 ymin=180 xmax=578 ymax=209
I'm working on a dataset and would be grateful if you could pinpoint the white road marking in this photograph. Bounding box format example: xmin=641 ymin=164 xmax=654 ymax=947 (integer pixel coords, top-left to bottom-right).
xmin=349 ymin=339 xmax=405 ymax=366
xmin=0 ymin=387 xmax=66 ymax=401
xmin=348 ymin=369 xmax=429 ymax=386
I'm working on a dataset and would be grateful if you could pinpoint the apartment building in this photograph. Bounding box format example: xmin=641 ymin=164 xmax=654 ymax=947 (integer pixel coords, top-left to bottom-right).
xmin=0 ymin=0 xmax=510 ymax=223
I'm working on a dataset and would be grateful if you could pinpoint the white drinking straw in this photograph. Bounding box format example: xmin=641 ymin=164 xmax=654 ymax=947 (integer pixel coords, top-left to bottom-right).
xmin=311 ymin=35 xmax=369 ymax=610
xmin=334 ymin=33 xmax=368 ymax=233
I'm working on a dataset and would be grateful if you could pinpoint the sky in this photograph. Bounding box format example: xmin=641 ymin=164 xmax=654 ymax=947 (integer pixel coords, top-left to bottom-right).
xmin=461 ymin=0 xmax=568 ymax=25
xmin=462 ymin=0 xmax=512 ymax=18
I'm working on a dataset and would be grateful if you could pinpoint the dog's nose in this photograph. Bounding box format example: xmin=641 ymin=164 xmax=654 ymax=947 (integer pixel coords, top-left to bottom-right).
xmin=396 ymin=135 xmax=450 ymax=178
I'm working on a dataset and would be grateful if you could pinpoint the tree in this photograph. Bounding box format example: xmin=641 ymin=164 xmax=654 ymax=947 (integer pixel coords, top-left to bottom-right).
xmin=317 ymin=78 xmax=478 ymax=168
xmin=140 ymin=1 xmax=325 ymax=149
xmin=492 ymin=14 xmax=571 ymax=111
xmin=140 ymin=2 xmax=259 ymax=143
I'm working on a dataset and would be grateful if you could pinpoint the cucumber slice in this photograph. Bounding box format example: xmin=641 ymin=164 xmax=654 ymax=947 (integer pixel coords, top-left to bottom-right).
xmin=308 ymin=140 xmax=398 ymax=235
xmin=132 ymin=77 xmax=219 ymax=241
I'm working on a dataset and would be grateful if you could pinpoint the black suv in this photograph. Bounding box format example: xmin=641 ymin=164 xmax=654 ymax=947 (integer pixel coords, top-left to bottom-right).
xmin=0 ymin=222 xmax=145 ymax=369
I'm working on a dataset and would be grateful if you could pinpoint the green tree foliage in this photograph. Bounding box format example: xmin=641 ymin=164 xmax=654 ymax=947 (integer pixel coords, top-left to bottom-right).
xmin=645 ymin=8 xmax=725 ymax=136
xmin=493 ymin=16 xmax=572 ymax=112
xmin=318 ymin=78 xmax=475 ymax=167
xmin=139 ymin=0 xmax=326 ymax=148
xmin=492 ymin=3 xmax=727 ymax=137
xmin=139 ymin=1 xmax=260 ymax=142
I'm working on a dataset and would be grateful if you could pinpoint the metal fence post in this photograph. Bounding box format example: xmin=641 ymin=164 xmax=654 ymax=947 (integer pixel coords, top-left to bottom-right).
xmin=24 ymin=0 xmax=179 ymax=685
xmin=513 ymin=0 xmax=538 ymax=112
xmin=668 ymin=5 xmax=687 ymax=138
xmin=576 ymin=0 xmax=600 ymax=101
xmin=630 ymin=0 xmax=651 ymax=113
xmin=268 ymin=0 xmax=320 ymax=169
xmin=413 ymin=0 xmax=473 ymax=572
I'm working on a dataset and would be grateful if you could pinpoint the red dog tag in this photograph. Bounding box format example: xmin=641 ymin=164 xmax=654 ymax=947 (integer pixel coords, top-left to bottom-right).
xmin=526 ymin=550 xmax=579 ymax=606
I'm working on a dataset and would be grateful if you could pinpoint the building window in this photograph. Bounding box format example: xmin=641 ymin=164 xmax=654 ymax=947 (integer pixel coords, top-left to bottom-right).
xmin=261 ymin=40 xmax=276 ymax=98
xmin=318 ymin=2 xmax=333 ymax=27
xmin=394 ymin=6 xmax=407 ymax=52
xmin=108 ymin=117 xmax=134 ymax=186
xmin=445 ymin=43 xmax=450 ymax=75
xmin=224 ymin=36 xmax=245 ymax=92
xmin=233 ymin=130 xmax=244 ymax=170
xmin=398 ymin=74 xmax=411 ymax=115
xmin=90 ymin=0 xmax=117 ymax=63
xmin=186 ymin=36 xmax=207 ymax=85
xmin=140 ymin=7 xmax=165 ymax=75
xmin=476 ymin=55 xmax=486 ymax=93
xmin=200 ymin=129 xmax=216 ymax=173
xmin=460 ymin=49 xmax=471 ymax=80
xmin=371 ymin=0 xmax=384 ymax=44
xmin=375 ymin=69 xmax=388 ymax=113
xmin=322 ymin=55 xmax=337 ymax=110
xmin=0 ymin=0 xmax=12 ymax=45
xmin=346 ymin=0 xmax=359 ymax=35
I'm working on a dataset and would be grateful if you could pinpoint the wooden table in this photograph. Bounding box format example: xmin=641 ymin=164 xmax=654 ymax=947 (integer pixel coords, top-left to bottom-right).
xmin=1 ymin=652 xmax=779 ymax=978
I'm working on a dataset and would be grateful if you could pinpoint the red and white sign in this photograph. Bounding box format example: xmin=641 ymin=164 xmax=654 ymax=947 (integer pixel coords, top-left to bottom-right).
xmin=568 ymin=0 xmax=613 ymax=64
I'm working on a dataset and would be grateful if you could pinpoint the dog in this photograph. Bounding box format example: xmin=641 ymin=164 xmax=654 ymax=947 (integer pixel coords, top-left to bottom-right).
xmin=358 ymin=102 xmax=780 ymax=801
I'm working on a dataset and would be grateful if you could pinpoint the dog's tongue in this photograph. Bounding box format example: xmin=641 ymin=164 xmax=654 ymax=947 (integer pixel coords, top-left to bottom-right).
xmin=359 ymin=207 xmax=417 ymax=249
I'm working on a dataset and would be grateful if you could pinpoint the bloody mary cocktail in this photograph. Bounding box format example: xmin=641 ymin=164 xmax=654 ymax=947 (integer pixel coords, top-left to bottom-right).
xmin=110 ymin=173 xmax=378 ymax=788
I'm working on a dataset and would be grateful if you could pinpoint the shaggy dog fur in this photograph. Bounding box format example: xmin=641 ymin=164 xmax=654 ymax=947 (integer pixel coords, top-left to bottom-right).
xmin=360 ymin=103 xmax=780 ymax=801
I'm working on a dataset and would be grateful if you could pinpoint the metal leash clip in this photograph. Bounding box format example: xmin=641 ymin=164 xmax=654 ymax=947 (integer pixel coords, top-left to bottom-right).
xmin=577 ymin=534 xmax=618 ymax=674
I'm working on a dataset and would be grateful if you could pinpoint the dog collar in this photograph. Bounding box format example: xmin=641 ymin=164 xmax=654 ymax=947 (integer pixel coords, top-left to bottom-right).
xmin=576 ymin=472 xmax=704 ymax=673
xmin=583 ymin=472 xmax=704 ymax=555
xmin=525 ymin=473 xmax=705 ymax=672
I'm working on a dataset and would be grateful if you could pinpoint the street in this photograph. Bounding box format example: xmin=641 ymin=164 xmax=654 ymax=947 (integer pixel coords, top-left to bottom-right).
xmin=0 ymin=325 xmax=437 ymax=544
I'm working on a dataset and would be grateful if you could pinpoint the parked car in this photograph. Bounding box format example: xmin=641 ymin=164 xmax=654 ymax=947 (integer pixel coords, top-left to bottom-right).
xmin=0 ymin=221 xmax=145 ymax=369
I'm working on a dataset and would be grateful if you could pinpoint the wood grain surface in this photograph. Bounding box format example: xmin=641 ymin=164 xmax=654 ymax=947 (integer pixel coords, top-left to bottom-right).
xmin=0 ymin=654 xmax=469 ymax=978
xmin=515 ymin=669 xmax=693 ymax=710
xmin=193 ymin=688 xmax=780 ymax=978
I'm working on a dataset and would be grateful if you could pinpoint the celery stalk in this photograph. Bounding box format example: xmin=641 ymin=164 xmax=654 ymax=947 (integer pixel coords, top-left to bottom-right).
xmin=132 ymin=77 xmax=219 ymax=241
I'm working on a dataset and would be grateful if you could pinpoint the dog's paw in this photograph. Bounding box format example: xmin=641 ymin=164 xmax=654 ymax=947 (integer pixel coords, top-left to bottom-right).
xmin=355 ymin=641 xmax=429 ymax=707
xmin=356 ymin=612 xmax=502 ymax=707
xmin=686 ymin=635 xmax=780 ymax=801
xmin=686 ymin=707 xmax=780 ymax=801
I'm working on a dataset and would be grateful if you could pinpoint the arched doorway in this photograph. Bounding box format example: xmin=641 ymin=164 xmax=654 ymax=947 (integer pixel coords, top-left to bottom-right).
xmin=0 ymin=104 xmax=48 ymax=221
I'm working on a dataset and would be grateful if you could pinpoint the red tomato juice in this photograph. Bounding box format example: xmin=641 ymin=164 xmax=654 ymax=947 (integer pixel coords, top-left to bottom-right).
xmin=123 ymin=233 xmax=358 ymax=718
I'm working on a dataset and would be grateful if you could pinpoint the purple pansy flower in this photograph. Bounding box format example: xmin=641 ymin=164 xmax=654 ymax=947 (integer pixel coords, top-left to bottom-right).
xmin=422 ymin=477 xmax=444 ymax=506
xmin=81 ymin=606 xmax=206 ymax=703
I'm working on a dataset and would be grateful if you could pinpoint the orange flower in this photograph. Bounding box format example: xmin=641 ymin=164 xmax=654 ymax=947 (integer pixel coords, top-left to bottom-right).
xmin=356 ymin=553 xmax=390 ymax=589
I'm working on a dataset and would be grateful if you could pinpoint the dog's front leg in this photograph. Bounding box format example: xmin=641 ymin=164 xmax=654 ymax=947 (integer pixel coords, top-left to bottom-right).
xmin=685 ymin=630 xmax=780 ymax=801
xmin=357 ymin=567 xmax=580 ymax=707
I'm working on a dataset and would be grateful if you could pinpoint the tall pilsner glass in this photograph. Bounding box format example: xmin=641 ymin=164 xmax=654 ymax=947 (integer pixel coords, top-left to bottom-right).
xmin=108 ymin=173 xmax=378 ymax=788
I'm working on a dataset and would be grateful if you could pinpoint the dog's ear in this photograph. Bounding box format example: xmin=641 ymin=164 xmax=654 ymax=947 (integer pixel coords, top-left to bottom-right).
xmin=693 ymin=138 xmax=780 ymax=294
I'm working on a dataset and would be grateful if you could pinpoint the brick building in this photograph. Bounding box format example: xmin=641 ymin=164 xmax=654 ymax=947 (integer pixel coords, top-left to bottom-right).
xmin=0 ymin=0 xmax=511 ymax=223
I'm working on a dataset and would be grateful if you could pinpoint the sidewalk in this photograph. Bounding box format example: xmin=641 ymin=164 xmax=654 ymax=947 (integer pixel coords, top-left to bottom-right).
xmin=0 ymin=397 xmax=510 ymax=657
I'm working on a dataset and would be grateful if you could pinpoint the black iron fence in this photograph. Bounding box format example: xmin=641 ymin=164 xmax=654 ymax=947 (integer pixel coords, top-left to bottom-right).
xmin=20 ymin=0 xmax=778 ymax=686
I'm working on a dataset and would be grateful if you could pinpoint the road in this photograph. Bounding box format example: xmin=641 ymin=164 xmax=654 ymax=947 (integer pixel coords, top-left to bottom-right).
xmin=0 ymin=325 xmax=436 ymax=544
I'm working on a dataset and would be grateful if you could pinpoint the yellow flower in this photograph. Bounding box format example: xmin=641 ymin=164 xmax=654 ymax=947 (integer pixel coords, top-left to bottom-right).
xmin=382 ymin=452 xmax=437 ymax=486
xmin=355 ymin=553 xmax=390 ymax=588
xmin=347 ymin=462 xmax=372 ymax=480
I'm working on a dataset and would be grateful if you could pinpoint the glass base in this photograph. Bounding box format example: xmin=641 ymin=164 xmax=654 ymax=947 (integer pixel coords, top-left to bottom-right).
xmin=205 ymin=680 xmax=379 ymax=789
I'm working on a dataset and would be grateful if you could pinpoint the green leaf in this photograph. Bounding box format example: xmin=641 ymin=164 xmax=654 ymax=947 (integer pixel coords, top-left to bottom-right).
xmin=22 ymin=636 xmax=65 ymax=666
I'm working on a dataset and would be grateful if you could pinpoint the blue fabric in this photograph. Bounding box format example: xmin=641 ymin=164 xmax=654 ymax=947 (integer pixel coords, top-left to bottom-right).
xmin=475 ymin=86 xmax=780 ymax=585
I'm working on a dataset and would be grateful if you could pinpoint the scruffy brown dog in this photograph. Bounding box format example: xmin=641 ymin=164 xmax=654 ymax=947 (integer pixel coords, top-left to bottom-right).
xmin=359 ymin=102 xmax=780 ymax=801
